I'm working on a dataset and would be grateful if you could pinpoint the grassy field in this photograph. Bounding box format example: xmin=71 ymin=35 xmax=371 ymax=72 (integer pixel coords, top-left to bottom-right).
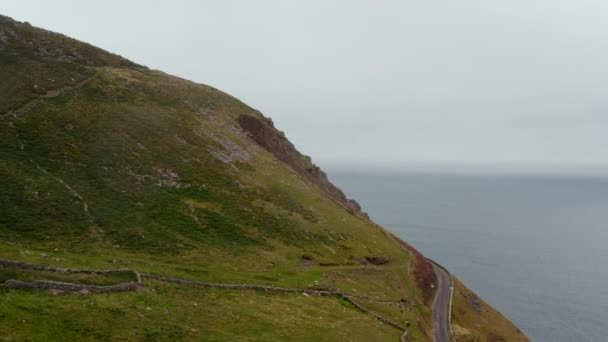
xmin=0 ymin=280 xmax=403 ymax=341
xmin=0 ymin=238 xmax=426 ymax=340
xmin=0 ymin=15 xmax=525 ymax=341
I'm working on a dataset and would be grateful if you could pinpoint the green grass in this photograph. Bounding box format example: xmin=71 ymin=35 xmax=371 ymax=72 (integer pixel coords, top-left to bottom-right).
xmin=0 ymin=16 xmax=527 ymax=341
xmin=0 ymin=239 xmax=423 ymax=340
xmin=0 ymin=280 xmax=404 ymax=342
xmin=0 ymin=48 xmax=429 ymax=338
xmin=451 ymin=278 xmax=529 ymax=342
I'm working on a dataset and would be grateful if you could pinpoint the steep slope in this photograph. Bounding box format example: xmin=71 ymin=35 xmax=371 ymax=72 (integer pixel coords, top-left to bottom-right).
xmin=452 ymin=278 xmax=529 ymax=341
xmin=0 ymin=15 xmax=525 ymax=341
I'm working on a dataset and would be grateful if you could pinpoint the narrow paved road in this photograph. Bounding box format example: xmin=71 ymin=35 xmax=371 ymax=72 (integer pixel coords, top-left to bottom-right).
xmin=431 ymin=262 xmax=451 ymax=342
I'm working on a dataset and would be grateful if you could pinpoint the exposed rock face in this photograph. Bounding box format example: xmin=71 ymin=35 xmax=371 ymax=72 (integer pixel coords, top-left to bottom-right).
xmin=0 ymin=30 xmax=7 ymax=45
xmin=467 ymin=292 xmax=482 ymax=313
xmin=237 ymin=114 xmax=369 ymax=218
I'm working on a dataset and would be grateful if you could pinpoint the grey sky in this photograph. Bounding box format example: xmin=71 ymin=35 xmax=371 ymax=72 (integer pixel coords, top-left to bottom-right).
xmin=4 ymin=1 xmax=608 ymax=170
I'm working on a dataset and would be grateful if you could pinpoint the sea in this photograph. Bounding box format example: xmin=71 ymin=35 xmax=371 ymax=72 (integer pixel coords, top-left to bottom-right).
xmin=328 ymin=171 xmax=608 ymax=342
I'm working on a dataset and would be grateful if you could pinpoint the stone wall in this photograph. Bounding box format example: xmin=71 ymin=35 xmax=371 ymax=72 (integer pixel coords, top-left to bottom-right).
xmin=0 ymin=258 xmax=142 ymax=294
xmin=141 ymin=273 xmax=338 ymax=296
xmin=142 ymin=273 xmax=409 ymax=334
xmin=2 ymin=259 xmax=410 ymax=340
xmin=338 ymin=293 xmax=408 ymax=332
xmin=3 ymin=279 xmax=140 ymax=293
xmin=0 ymin=259 xmax=137 ymax=277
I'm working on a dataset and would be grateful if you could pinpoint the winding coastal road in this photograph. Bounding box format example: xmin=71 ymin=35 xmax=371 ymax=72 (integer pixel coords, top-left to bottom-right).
xmin=431 ymin=262 xmax=452 ymax=342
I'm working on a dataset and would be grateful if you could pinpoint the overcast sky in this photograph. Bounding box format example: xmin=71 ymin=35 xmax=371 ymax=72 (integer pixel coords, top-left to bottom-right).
xmin=4 ymin=1 xmax=608 ymax=171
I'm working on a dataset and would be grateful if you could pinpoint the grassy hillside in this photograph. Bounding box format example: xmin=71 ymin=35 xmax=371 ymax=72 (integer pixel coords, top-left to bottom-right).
xmin=452 ymin=278 xmax=530 ymax=342
xmin=0 ymin=15 xmax=525 ymax=341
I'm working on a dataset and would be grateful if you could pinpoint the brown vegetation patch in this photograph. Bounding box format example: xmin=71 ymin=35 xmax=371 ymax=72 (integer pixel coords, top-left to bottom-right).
xmin=363 ymin=256 xmax=390 ymax=265
xmin=388 ymin=233 xmax=436 ymax=305
xmin=297 ymin=255 xmax=317 ymax=269
xmin=414 ymin=258 xmax=435 ymax=305
xmin=487 ymin=334 xmax=508 ymax=342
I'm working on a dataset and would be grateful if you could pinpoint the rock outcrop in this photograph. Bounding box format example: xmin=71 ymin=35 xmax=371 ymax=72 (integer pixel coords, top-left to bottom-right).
xmin=238 ymin=114 xmax=368 ymax=218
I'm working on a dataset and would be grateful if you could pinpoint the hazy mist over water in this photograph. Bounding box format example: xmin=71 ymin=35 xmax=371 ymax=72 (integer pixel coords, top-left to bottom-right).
xmin=328 ymin=170 xmax=608 ymax=342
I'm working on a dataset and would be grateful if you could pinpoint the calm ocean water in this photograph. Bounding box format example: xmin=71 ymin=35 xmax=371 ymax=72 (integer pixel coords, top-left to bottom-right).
xmin=328 ymin=172 xmax=608 ymax=342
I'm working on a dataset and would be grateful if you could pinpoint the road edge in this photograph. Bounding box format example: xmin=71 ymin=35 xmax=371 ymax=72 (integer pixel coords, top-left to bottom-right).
xmin=428 ymin=259 xmax=457 ymax=342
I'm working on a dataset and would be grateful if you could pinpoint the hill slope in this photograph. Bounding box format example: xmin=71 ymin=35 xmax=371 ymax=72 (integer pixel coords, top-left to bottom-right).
xmin=0 ymin=15 xmax=526 ymax=341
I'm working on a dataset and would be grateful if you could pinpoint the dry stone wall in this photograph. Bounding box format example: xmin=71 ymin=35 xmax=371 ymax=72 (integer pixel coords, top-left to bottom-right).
xmin=0 ymin=259 xmax=142 ymax=293
xmin=3 ymin=279 xmax=140 ymax=293
xmin=0 ymin=259 xmax=137 ymax=278
xmin=1 ymin=259 xmax=409 ymax=340
xmin=142 ymin=273 xmax=409 ymax=333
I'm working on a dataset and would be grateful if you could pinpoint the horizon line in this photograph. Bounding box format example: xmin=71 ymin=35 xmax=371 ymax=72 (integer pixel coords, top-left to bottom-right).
xmin=318 ymin=160 xmax=608 ymax=177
